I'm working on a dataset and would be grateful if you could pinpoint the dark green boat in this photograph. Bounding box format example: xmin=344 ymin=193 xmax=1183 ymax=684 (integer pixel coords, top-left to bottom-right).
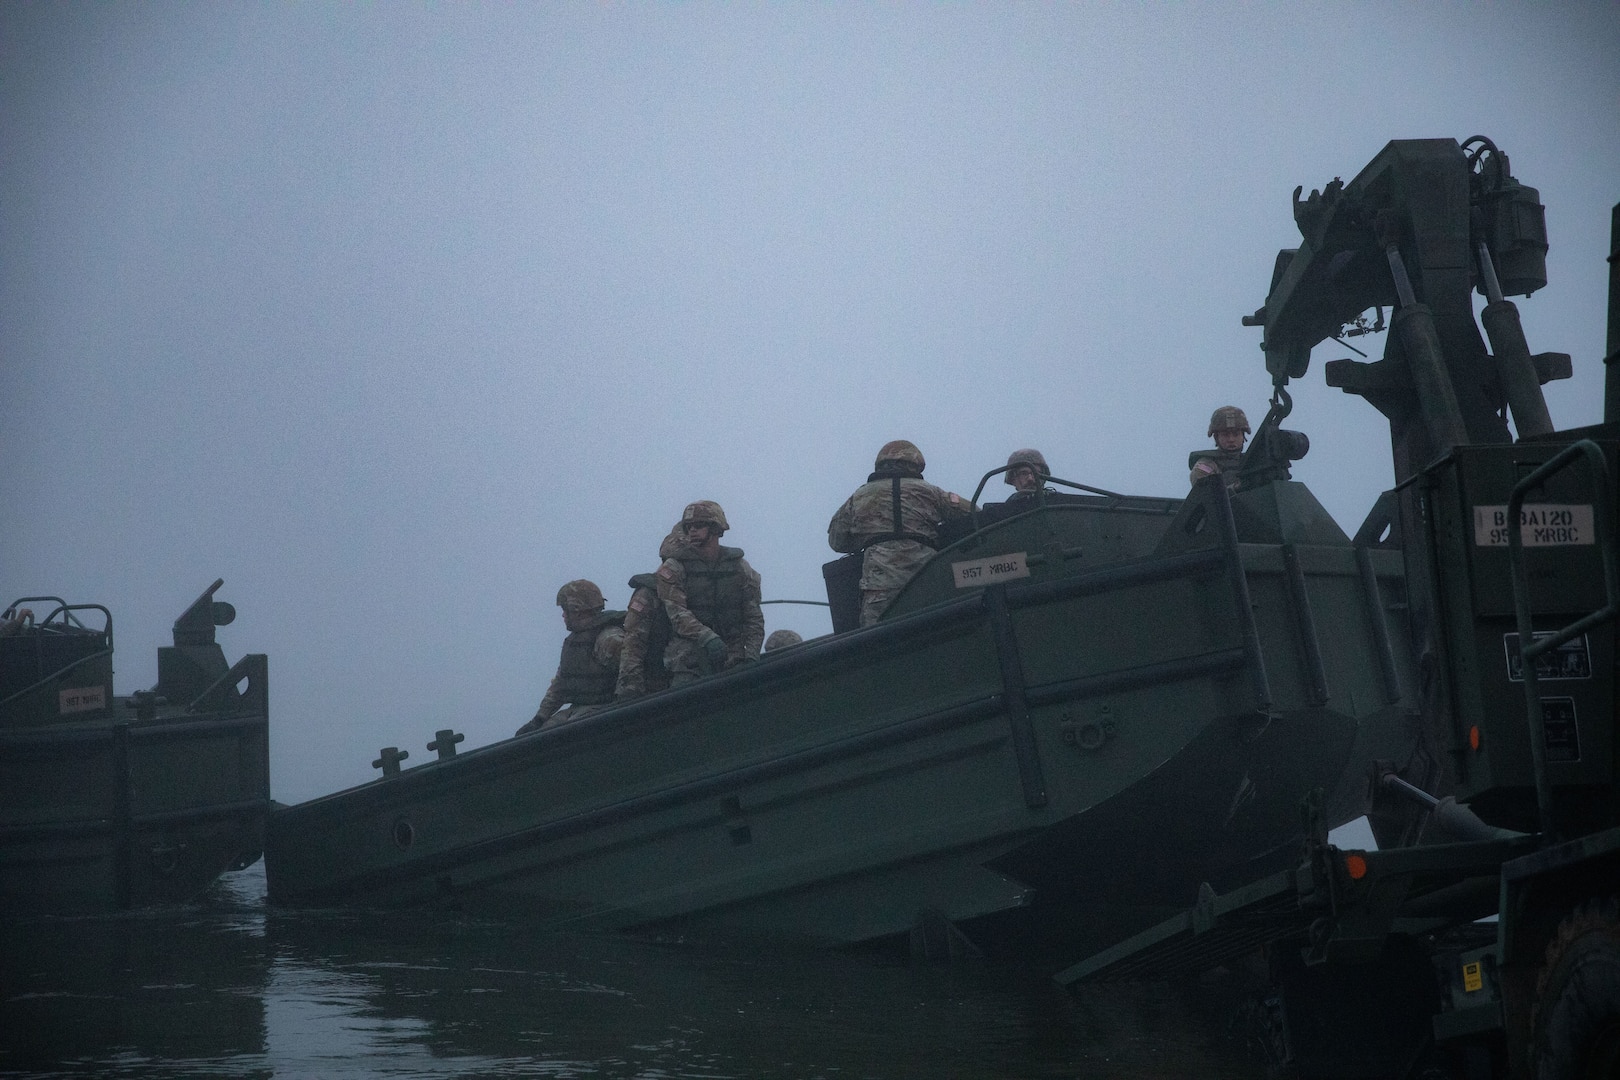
xmin=264 ymin=470 xmax=1416 ymax=962
xmin=0 ymin=580 xmax=270 ymax=912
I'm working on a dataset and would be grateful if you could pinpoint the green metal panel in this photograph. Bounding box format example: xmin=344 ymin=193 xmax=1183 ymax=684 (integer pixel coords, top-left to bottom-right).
xmin=1423 ymin=443 xmax=1617 ymax=828
xmin=0 ymin=585 xmax=270 ymax=913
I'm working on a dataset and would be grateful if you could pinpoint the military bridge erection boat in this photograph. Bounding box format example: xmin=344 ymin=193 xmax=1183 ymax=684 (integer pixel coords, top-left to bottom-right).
xmin=264 ymin=449 xmax=1420 ymax=962
xmin=0 ymin=580 xmax=270 ymax=913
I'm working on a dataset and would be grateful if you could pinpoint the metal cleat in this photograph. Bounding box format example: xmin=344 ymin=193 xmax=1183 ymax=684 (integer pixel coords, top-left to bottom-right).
xmin=427 ymin=729 xmax=465 ymax=761
xmin=372 ymin=746 xmax=409 ymax=777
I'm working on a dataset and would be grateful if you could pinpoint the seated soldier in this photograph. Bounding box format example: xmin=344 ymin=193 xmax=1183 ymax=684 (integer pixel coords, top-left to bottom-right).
xmin=942 ymin=448 xmax=1088 ymax=540
xmin=1004 ymin=448 xmax=1049 ymax=499
xmin=516 ymin=580 xmax=625 ymax=735
xmin=974 ymin=448 xmax=1066 ymax=529
xmin=657 ymin=500 xmax=765 ymax=685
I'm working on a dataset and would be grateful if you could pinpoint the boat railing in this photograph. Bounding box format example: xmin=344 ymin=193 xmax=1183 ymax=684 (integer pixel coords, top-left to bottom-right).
xmin=4 ymin=597 xmax=110 ymax=641
xmin=966 ymin=467 xmax=1125 ymax=535
xmin=0 ymin=601 xmax=114 ymax=712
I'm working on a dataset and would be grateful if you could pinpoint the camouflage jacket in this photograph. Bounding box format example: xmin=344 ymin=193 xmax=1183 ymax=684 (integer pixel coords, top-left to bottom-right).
xmin=615 ymin=525 xmax=686 ymax=698
xmin=1189 ymin=448 xmax=1244 ymax=487
xmin=828 ymin=473 xmax=971 ymax=592
xmin=656 ymin=545 xmax=764 ymax=662
xmin=534 ymin=611 xmax=625 ymax=720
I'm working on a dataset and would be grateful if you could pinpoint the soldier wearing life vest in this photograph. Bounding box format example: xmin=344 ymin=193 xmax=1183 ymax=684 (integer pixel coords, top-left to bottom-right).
xmin=614 ymin=523 xmax=684 ymax=701
xmin=828 ymin=440 xmax=972 ymax=627
xmin=516 ymin=579 xmax=625 ymax=735
xmin=656 ymin=500 xmax=765 ymax=685
xmin=1190 ymin=406 xmax=1250 ymax=487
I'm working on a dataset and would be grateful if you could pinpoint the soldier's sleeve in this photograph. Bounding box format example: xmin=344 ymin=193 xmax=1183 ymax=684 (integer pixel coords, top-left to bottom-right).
xmin=828 ymin=496 xmax=857 ymax=553
xmin=615 ymin=604 xmax=646 ymax=697
xmin=533 ymin=672 xmax=564 ymax=722
xmin=730 ymin=560 xmax=765 ymax=662
xmin=616 ymin=592 xmax=655 ymax=697
xmin=1189 ymin=455 xmax=1220 ymax=485
xmin=915 ymin=482 xmax=972 ymax=524
xmin=657 ymin=557 xmax=713 ymax=641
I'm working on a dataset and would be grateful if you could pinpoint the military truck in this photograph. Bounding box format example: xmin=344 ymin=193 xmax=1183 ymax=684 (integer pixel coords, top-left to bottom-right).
xmin=1056 ymin=139 xmax=1619 ymax=1080
xmin=0 ymin=580 xmax=271 ymax=911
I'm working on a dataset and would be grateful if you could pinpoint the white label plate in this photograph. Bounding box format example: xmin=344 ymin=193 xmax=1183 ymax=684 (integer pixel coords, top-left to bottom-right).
xmin=951 ymin=552 xmax=1031 ymax=588
xmin=1472 ymin=504 xmax=1594 ymax=547
xmin=59 ymin=685 xmax=107 ymax=715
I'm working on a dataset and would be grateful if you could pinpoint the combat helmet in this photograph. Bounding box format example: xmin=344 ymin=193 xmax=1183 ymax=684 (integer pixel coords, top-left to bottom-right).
xmin=658 ymin=522 xmax=685 ymax=559
xmin=874 ymin=440 xmax=925 ymax=473
xmin=1004 ymin=448 xmax=1049 ymax=485
xmin=765 ymin=629 xmax=803 ymax=651
xmin=681 ymin=500 xmax=730 ymax=534
xmin=1207 ymin=406 xmax=1250 ymax=437
xmin=556 ymin=579 xmax=606 ymax=612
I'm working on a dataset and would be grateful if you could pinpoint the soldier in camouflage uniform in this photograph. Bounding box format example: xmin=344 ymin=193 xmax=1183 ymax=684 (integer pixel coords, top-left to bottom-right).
xmin=614 ymin=523 xmax=684 ymax=701
xmin=965 ymin=448 xmax=1089 ymax=534
xmin=828 ymin=440 xmax=972 ymax=627
xmin=516 ymin=580 xmax=626 ymax=735
xmin=1189 ymin=406 xmax=1249 ymax=487
xmin=1004 ymin=448 xmax=1049 ymax=495
xmin=657 ymin=501 xmax=765 ymax=686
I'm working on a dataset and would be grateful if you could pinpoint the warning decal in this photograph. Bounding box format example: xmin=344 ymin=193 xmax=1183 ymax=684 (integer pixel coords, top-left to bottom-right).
xmin=1504 ymin=632 xmax=1591 ymax=682
xmin=1540 ymin=698 xmax=1581 ymax=763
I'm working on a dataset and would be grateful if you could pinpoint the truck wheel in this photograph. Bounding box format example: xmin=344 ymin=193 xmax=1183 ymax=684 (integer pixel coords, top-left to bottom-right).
xmin=1533 ymin=897 xmax=1620 ymax=1080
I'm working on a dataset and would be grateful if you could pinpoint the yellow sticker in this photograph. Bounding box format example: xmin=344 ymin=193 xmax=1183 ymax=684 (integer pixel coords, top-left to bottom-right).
xmin=1462 ymin=961 xmax=1483 ymax=993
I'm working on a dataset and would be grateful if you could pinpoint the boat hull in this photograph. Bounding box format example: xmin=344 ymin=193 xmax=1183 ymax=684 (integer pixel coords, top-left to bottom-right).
xmin=0 ymin=659 xmax=270 ymax=913
xmin=267 ymin=487 xmax=1408 ymax=964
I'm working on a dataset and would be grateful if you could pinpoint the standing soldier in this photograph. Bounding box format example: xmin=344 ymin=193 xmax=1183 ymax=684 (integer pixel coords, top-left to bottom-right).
xmin=614 ymin=524 xmax=683 ymax=702
xmin=828 ymin=440 xmax=972 ymax=627
xmin=657 ymin=500 xmax=765 ymax=686
xmin=1190 ymin=406 xmax=1250 ymax=487
xmin=516 ymin=580 xmax=625 ymax=735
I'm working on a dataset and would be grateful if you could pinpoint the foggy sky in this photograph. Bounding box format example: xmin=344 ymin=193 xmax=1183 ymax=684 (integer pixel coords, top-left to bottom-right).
xmin=4 ymin=3 xmax=1617 ymax=804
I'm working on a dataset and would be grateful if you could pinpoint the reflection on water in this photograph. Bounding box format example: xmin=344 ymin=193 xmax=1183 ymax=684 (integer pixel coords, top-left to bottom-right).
xmin=1 ymin=863 xmax=1261 ymax=1078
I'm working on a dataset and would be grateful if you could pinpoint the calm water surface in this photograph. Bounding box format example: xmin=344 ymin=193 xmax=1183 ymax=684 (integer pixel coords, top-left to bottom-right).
xmin=1 ymin=863 xmax=1263 ymax=1079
